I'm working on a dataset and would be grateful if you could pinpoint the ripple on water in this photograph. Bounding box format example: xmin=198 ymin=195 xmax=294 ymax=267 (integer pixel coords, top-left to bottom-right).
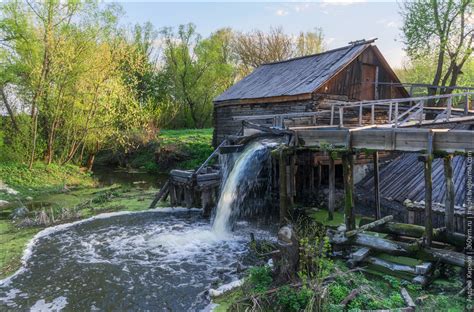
xmin=0 ymin=209 xmax=272 ymax=311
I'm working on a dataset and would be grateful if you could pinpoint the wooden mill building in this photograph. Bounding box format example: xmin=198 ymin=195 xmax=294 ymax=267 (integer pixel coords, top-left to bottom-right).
xmin=213 ymin=39 xmax=409 ymax=146
xmin=210 ymin=38 xmax=473 ymax=234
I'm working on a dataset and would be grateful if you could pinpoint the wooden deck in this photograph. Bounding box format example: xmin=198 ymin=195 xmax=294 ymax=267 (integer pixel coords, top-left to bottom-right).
xmin=292 ymin=126 xmax=473 ymax=153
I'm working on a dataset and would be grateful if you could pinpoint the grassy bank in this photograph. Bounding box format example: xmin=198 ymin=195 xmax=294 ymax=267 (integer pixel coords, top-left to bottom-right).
xmin=0 ymin=161 xmax=164 ymax=279
xmin=97 ymin=128 xmax=214 ymax=173
xmin=0 ymin=162 xmax=95 ymax=200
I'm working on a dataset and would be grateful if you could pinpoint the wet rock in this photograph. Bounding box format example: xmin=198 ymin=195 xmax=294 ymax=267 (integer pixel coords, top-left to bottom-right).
xmin=0 ymin=200 xmax=9 ymax=207
xmin=11 ymin=206 xmax=29 ymax=219
xmin=16 ymin=217 xmax=36 ymax=228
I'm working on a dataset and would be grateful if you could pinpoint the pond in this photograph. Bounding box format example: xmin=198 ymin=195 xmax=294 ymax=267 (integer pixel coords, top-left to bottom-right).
xmin=0 ymin=209 xmax=271 ymax=311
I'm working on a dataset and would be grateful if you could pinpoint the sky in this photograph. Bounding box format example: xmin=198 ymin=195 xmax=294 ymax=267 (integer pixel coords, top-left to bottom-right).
xmin=116 ymin=1 xmax=407 ymax=68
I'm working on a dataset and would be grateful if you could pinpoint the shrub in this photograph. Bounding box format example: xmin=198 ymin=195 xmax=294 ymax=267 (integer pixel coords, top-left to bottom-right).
xmin=275 ymin=285 xmax=313 ymax=312
xmin=247 ymin=266 xmax=272 ymax=293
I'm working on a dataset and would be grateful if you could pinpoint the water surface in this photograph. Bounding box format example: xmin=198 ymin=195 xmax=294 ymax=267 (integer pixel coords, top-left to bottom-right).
xmin=0 ymin=209 xmax=270 ymax=311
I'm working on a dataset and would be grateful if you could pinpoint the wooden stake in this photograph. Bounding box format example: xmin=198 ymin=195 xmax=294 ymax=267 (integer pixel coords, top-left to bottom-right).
xmin=279 ymin=149 xmax=288 ymax=225
xmin=443 ymin=155 xmax=455 ymax=233
xmin=373 ymin=151 xmax=381 ymax=219
xmin=342 ymin=153 xmax=355 ymax=231
xmin=328 ymin=154 xmax=336 ymax=221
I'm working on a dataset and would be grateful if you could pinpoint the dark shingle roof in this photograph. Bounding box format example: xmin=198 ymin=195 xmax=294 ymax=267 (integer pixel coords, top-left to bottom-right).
xmin=215 ymin=42 xmax=370 ymax=102
xmin=359 ymin=153 xmax=467 ymax=207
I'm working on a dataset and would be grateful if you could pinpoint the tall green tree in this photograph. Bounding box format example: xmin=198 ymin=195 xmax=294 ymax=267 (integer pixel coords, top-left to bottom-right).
xmin=161 ymin=24 xmax=235 ymax=128
xmin=401 ymin=0 xmax=473 ymax=94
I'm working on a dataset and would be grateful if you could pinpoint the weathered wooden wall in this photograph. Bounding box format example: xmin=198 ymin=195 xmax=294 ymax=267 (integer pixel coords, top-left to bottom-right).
xmin=316 ymin=47 xmax=406 ymax=100
xmin=213 ymin=98 xmax=317 ymax=146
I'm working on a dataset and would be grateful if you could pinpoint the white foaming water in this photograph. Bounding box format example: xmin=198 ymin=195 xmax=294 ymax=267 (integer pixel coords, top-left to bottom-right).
xmin=212 ymin=140 xmax=277 ymax=235
xmin=0 ymin=210 xmax=273 ymax=311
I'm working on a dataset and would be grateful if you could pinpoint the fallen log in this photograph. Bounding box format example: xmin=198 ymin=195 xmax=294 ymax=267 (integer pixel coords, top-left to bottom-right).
xmin=358 ymin=218 xmax=465 ymax=248
xmin=365 ymin=256 xmax=416 ymax=275
xmin=401 ymin=288 xmax=416 ymax=308
xmin=331 ymin=232 xmax=465 ymax=267
xmin=346 ymin=215 xmax=393 ymax=238
xmin=341 ymin=288 xmax=360 ymax=306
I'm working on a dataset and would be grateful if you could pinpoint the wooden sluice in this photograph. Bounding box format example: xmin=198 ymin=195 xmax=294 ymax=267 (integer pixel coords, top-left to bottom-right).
xmin=166 ymin=168 xmax=221 ymax=216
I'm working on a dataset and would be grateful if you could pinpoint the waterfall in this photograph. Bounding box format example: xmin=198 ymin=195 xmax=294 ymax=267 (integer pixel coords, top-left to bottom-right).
xmin=212 ymin=139 xmax=279 ymax=235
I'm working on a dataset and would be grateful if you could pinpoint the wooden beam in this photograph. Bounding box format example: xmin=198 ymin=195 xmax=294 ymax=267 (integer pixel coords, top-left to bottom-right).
xmin=342 ymin=153 xmax=355 ymax=231
xmin=443 ymin=155 xmax=455 ymax=233
xmin=423 ymin=154 xmax=433 ymax=246
xmin=373 ymin=151 xmax=381 ymax=219
xmin=328 ymin=154 xmax=336 ymax=221
xmin=345 ymin=215 xmax=393 ymax=238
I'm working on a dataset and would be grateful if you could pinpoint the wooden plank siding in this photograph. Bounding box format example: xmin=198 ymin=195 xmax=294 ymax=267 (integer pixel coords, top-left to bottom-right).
xmin=315 ymin=47 xmax=406 ymax=100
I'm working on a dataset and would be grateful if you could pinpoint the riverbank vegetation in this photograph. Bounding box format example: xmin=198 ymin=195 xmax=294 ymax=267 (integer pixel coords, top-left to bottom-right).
xmin=212 ymin=214 xmax=466 ymax=311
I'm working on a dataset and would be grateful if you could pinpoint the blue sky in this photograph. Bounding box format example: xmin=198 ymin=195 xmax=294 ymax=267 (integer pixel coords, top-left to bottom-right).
xmin=114 ymin=1 xmax=407 ymax=68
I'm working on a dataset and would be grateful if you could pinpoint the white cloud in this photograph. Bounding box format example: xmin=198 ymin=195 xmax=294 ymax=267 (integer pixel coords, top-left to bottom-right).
xmin=294 ymin=3 xmax=311 ymax=13
xmin=320 ymin=0 xmax=367 ymax=7
xmin=275 ymin=9 xmax=289 ymax=16
xmin=376 ymin=19 xmax=400 ymax=28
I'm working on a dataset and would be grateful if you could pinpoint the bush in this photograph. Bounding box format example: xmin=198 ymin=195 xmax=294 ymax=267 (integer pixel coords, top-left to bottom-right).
xmin=247 ymin=266 xmax=273 ymax=293
xmin=275 ymin=285 xmax=313 ymax=312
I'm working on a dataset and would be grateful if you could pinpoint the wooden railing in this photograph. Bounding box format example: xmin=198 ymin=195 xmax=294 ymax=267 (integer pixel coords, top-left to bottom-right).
xmin=233 ymin=92 xmax=473 ymax=129
xmin=330 ymin=92 xmax=473 ymax=128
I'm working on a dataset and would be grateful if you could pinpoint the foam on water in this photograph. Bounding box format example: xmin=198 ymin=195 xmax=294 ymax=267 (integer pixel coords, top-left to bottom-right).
xmin=0 ymin=209 xmax=272 ymax=311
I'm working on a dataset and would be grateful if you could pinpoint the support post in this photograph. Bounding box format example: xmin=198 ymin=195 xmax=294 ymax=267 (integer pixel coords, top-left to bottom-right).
xmin=339 ymin=107 xmax=344 ymax=128
xmin=443 ymin=155 xmax=455 ymax=233
xmin=446 ymin=97 xmax=452 ymax=122
xmin=465 ymin=94 xmax=470 ymax=116
xmin=394 ymin=102 xmax=399 ymax=128
xmin=388 ymin=102 xmax=392 ymax=122
xmin=359 ymin=103 xmax=363 ymax=126
xmin=342 ymin=153 xmax=355 ymax=231
xmin=423 ymin=130 xmax=434 ymax=246
xmin=423 ymin=154 xmax=433 ymax=246
xmin=373 ymin=151 xmax=381 ymax=219
xmin=330 ymin=105 xmax=335 ymax=125
xmin=371 ymin=104 xmax=375 ymax=125
xmin=279 ymin=149 xmax=288 ymax=225
xmin=328 ymin=153 xmax=336 ymax=221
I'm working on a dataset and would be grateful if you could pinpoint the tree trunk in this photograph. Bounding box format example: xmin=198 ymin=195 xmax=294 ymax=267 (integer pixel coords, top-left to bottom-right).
xmin=273 ymin=225 xmax=299 ymax=284
xmin=0 ymin=86 xmax=19 ymax=132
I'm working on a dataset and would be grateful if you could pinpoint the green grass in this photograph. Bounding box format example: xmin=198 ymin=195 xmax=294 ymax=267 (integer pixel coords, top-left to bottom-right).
xmin=0 ymin=162 xmax=94 ymax=200
xmin=107 ymin=128 xmax=214 ymax=173
xmin=156 ymin=128 xmax=214 ymax=170
xmin=0 ymin=220 xmax=41 ymax=279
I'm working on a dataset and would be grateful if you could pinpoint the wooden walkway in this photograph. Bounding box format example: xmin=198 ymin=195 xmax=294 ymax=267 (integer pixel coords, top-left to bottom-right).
xmin=292 ymin=126 xmax=473 ymax=153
